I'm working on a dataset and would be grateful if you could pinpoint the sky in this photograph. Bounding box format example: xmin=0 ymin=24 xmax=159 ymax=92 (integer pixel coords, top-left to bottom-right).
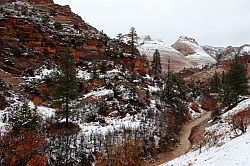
xmin=54 ymin=0 xmax=250 ymax=47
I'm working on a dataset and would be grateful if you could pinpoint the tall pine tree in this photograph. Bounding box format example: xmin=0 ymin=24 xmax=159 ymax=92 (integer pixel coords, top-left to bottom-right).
xmin=151 ymin=49 xmax=162 ymax=78
xmin=54 ymin=47 xmax=78 ymax=127
xmin=127 ymin=27 xmax=138 ymax=58
xmin=161 ymin=72 xmax=188 ymax=104
xmin=210 ymin=72 xmax=221 ymax=93
xmin=222 ymin=56 xmax=249 ymax=107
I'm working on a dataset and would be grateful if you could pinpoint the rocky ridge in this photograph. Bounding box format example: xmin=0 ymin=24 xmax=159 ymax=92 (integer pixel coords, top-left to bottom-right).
xmin=0 ymin=0 xmax=150 ymax=76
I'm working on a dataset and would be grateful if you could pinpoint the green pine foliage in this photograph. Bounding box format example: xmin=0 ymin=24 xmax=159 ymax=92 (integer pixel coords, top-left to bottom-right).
xmin=129 ymin=87 xmax=138 ymax=100
xmin=117 ymin=33 xmax=124 ymax=42
xmin=10 ymin=103 xmax=39 ymax=134
xmin=189 ymin=80 xmax=201 ymax=98
xmin=210 ymin=72 xmax=221 ymax=93
xmin=127 ymin=27 xmax=138 ymax=58
xmin=161 ymin=72 xmax=188 ymax=104
xmin=53 ymin=47 xmax=78 ymax=127
xmin=222 ymin=56 xmax=249 ymax=107
xmin=98 ymin=101 xmax=109 ymax=116
xmin=100 ymin=61 xmax=107 ymax=74
xmin=151 ymin=49 xmax=162 ymax=78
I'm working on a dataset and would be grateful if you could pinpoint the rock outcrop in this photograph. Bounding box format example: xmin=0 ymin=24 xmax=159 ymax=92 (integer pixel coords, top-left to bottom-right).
xmin=172 ymin=36 xmax=217 ymax=67
xmin=0 ymin=0 xmax=150 ymax=76
xmin=138 ymin=37 xmax=193 ymax=72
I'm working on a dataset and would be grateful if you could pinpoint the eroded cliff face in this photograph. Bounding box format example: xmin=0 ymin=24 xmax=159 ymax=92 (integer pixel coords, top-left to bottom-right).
xmin=0 ymin=0 xmax=150 ymax=76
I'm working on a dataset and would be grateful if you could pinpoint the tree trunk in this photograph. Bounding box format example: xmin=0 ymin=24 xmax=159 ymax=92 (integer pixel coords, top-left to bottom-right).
xmin=65 ymin=94 xmax=69 ymax=128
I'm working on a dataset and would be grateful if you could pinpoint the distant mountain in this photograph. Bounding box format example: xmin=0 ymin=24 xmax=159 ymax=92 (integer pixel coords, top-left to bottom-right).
xmin=171 ymin=36 xmax=217 ymax=68
xmin=203 ymin=44 xmax=250 ymax=62
xmin=138 ymin=37 xmax=193 ymax=72
xmin=202 ymin=45 xmax=225 ymax=60
xmin=138 ymin=36 xmax=217 ymax=72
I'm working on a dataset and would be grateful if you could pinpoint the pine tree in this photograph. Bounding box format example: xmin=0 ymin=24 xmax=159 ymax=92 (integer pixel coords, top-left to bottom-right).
xmin=210 ymin=72 xmax=221 ymax=93
xmin=151 ymin=49 xmax=162 ymax=78
xmin=100 ymin=61 xmax=107 ymax=74
xmin=161 ymin=72 xmax=188 ymax=104
xmin=222 ymin=56 xmax=249 ymax=107
xmin=10 ymin=103 xmax=39 ymax=134
xmin=117 ymin=33 xmax=124 ymax=42
xmin=53 ymin=47 xmax=78 ymax=127
xmin=127 ymin=27 xmax=138 ymax=58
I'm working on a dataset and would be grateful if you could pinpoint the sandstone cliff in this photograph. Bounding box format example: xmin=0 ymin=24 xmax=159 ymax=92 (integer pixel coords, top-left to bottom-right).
xmin=0 ymin=0 xmax=150 ymax=76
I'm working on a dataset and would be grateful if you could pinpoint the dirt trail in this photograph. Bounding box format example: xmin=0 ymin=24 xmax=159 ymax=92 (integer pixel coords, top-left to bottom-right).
xmin=146 ymin=111 xmax=212 ymax=166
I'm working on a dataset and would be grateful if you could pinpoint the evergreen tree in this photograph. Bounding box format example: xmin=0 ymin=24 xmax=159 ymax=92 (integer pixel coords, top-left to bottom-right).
xmin=97 ymin=101 xmax=108 ymax=116
xmin=222 ymin=56 xmax=249 ymax=107
xmin=189 ymin=80 xmax=201 ymax=98
xmin=100 ymin=61 xmax=107 ymax=74
xmin=151 ymin=49 xmax=162 ymax=78
xmin=210 ymin=72 xmax=221 ymax=93
xmin=129 ymin=87 xmax=138 ymax=100
xmin=117 ymin=33 xmax=124 ymax=42
xmin=54 ymin=47 xmax=78 ymax=127
xmin=161 ymin=72 xmax=188 ymax=104
xmin=127 ymin=27 xmax=138 ymax=58
xmin=10 ymin=103 xmax=39 ymax=134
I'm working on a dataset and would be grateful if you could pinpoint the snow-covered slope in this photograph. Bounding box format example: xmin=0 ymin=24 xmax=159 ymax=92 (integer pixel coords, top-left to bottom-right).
xmin=163 ymin=130 xmax=250 ymax=166
xmin=202 ymin=45 xmax=225 ymax=60
xmin=172 ymin=36 xmax=217 ymax=68
xmin=239 ymin=44 xmax=250 ymax=55
xmin=138 ymin=36 xmax=217 ymax=72
xmin=138 ymin=37 xmax=193 ymax=72
xmin=162 ymin=98 xmax=250 ymax=166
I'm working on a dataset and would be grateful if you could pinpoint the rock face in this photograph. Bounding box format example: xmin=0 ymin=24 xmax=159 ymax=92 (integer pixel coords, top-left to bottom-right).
xmin=171 ymin=36 xmax=217 ymax=68
xmin=139 ymin=36 xmax=218 ymax=73
xmin=0 ymin=0 xmax=150 ymax=76
xmin=202 ymin=45 xmax=225 ymax=60
xmin=138 ymin=38 xmax=192 ymax=72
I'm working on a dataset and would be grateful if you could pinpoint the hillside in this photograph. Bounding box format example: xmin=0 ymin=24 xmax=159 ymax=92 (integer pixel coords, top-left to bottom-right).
xmin=0 ymin=0 xmax=249 ymax=165
xmin=0 ymin=0 xmax=193 ymax=165
xmin=163 ymin=99 xmax=250 ymax=166
xmin=0 ymin=0 xmax=149 ymax=76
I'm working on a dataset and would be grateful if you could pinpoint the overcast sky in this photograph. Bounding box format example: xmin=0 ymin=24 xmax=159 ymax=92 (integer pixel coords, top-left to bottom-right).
xmin=54 ymin=0 xmax=250 ymax=47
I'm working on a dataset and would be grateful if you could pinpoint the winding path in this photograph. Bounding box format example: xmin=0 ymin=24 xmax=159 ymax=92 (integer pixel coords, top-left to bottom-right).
xmin=146 ymin=111 xmax=212 ymax=166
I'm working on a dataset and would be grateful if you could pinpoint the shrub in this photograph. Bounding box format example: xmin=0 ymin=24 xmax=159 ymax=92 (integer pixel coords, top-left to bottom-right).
xmin=47 ymin=122 xmax=80 ymax=135
xmin=27 ymin=154 xmax=47 ymax=166
xmin=21 ymin=5 xmax=28 ymax=15
xmin=100 ymin=61 xmax=107 ymax=74
xmin=53 ymin=21 xmax=63 ymax=31
xmin=9 ymin=103 xmax=40 ymax=134
xmin=98 ymin=101 xmax=109 ymax=116
xmin=230 ymin=109 xmax=250 ymax=136
xmin=32 ymin=96 xmax=43 ymax=105
xmin=0 ymin=131 xmax=46 ymax=166
xmin=96 ymin=139 xmax=144 ymax=166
